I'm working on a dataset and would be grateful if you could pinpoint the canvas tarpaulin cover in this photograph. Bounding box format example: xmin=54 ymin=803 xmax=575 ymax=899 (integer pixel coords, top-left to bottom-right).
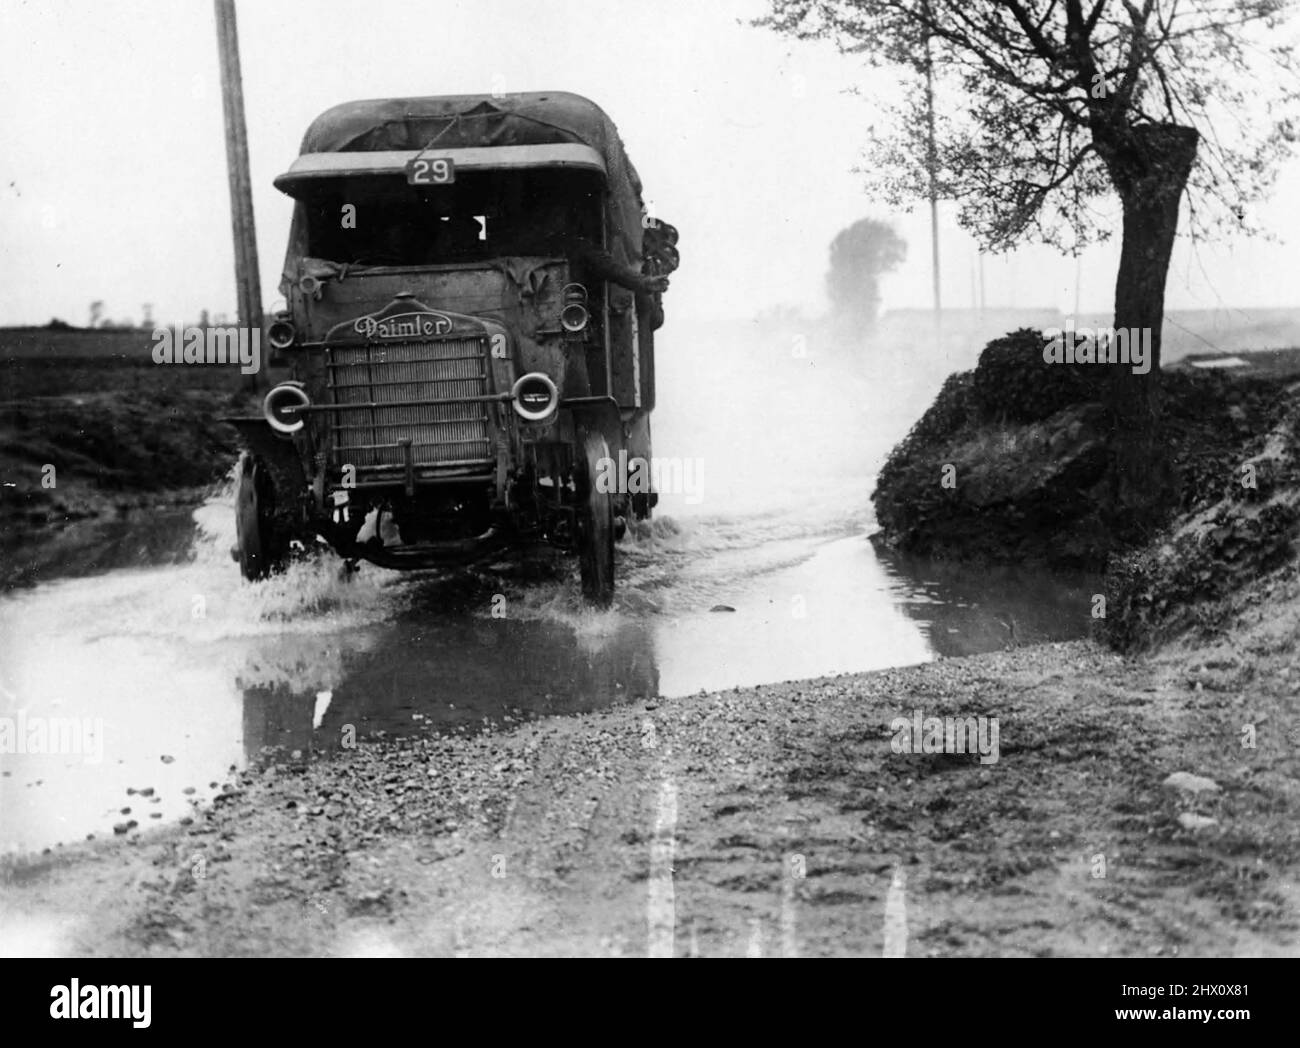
xmin=277 ymin=91 xmax=650 ymax=299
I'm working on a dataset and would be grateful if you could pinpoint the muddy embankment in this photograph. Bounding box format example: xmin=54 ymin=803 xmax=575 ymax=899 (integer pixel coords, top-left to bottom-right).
xmin=870 ymin=329 xmax=1300 ymax=652
xmin=0 ymin=333 xmax=256 ymax=586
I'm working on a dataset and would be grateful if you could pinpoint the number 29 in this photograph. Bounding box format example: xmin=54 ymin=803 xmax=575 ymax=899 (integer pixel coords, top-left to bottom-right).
xmin=410 ymin=158 xmax=453 ymax=184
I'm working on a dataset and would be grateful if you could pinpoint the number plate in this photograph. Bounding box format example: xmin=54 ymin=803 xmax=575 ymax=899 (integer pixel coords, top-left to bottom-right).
xmin=406 ymin=156 xmax=456 ymax=185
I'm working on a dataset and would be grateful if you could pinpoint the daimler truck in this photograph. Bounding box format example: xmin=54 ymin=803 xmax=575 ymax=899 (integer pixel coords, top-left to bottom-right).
xmin=226 ymin=91 xmax=677 ymax=604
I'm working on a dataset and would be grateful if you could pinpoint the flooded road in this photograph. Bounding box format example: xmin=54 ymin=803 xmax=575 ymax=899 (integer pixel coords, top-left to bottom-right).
xmin=0 ymin=324 xmax=1098 ymax=855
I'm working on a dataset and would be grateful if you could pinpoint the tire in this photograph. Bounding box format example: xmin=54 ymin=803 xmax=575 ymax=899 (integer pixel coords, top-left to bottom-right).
xmin=234 ymin=452 xmax=289 ymax=580
xmin=577 ymin=430 xmax=615 ymax=606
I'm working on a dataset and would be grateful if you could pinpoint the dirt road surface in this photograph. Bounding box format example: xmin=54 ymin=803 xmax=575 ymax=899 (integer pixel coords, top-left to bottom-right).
xmin=4 ymin=564 xmax=1298 ymax=957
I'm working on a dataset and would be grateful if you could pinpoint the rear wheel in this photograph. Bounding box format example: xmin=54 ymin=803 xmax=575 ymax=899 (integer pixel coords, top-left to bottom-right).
xmin=233 ymin=452 xmax=289 ymax=580
xmin=577 ymin=430 xmax=615 ymax=606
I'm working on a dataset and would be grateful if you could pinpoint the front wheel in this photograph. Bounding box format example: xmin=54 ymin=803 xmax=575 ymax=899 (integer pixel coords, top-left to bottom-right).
xmin=233 ymin=452 xmax=289 ymax=581
xmin=577 ymin=430 xmax=615 ymax=606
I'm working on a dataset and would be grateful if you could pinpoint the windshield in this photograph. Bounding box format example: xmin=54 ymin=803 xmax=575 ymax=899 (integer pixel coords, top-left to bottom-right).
xmin=300 ymin=168 xmax=604 ymax=267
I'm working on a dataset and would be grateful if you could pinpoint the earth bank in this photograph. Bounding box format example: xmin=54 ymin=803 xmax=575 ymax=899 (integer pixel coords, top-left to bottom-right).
xmin=870 ymin=333 xmax=1300 ymax=653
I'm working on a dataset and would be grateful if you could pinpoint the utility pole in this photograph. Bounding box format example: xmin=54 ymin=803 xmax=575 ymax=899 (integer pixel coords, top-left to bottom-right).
xmin=214 ymin=0 xmax=265 ymax=391
xmin=1071 ymin=183 xmax=1082 ymax=321
xmin=923 ymin=27 xmax=941 ymax=351
xmin=1074 ymin=252 xmax=1082 ymax=320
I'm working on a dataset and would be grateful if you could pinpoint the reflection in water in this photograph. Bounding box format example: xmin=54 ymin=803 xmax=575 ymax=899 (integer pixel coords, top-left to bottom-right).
xmin=876 ymin=550 xmax=1099 ymax=657
xmin=240 ymin=582 xmax=660 ymax=761
xmin=237 ymin=539 xmax=1098 ymax=764
xmin=873 ymin=548 xmax=1097 ymax=655
xmin=649 ymin=534 xmax=932 ymax=696
xmin=1 ymin=507 xmax=201 ymax=592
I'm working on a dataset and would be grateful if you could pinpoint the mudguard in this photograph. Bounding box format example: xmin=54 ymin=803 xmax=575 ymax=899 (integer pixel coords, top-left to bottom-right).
xmin=221 ymin=416 xmax=309 ymax=515
xmin=562 ymin=396 xmax=624 ymax=458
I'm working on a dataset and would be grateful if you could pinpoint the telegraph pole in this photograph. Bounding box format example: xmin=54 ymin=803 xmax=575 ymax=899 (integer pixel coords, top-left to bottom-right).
xmin=923 ymin=28 xmax=941 ymax=349
xmin=1072 ymin=182 xmax=1083 ymax=321
xmin=214 ymin=0 xmax=265 ymax=391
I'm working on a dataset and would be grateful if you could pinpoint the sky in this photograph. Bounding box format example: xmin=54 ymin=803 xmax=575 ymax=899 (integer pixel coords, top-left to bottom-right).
xmin=2 ymin=0 xmax=1300 ymax=329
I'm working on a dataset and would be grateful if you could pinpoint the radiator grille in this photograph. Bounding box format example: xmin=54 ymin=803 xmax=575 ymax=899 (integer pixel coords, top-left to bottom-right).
xmin=325 ymin=337 xmax=493 ymax=470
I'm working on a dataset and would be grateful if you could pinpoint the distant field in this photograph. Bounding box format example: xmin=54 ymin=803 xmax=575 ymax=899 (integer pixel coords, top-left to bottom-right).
xmin=0 ymin=326 xmax=156 ymax=360
xmin=0 ymin=327 xmax=256 ymax=533
xmin=869 ymin=306 xmax=1300 ymax=376
xmin=1173 ymin=346 xmax=1300 ymax=381
xmin=1082 ymin=309 xmax=1300 ymax=364
xmin=0 ymin=327 xmax=249 ymax=400
xmin=1 ymin=355 xmax=248 ymax=400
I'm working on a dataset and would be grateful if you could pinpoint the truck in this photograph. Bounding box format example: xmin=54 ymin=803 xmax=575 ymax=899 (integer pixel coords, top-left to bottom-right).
xmin=226 ymin=91 xmax=677 ymax=604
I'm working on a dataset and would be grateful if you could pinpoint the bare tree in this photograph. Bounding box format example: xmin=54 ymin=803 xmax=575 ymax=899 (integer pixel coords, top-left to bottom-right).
xmin=759 ymin=0 xmax=1298 ymax=531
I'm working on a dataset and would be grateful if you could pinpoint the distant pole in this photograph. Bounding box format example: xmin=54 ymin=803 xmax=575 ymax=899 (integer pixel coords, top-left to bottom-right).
xmin=214 ymin=0 xmax=265 ymax=391
xmin=1071 ymin=182 xmax=1082 ymax=321
xmin=1073 ymin=252 xmax=1082 ymax=320
xmin=924 ymin=30 xmax=941 ymax=348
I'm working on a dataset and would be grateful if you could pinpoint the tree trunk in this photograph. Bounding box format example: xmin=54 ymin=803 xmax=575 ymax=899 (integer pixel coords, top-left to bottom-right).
xmin=1096 ymin=122 xmax=1198 ymax=539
